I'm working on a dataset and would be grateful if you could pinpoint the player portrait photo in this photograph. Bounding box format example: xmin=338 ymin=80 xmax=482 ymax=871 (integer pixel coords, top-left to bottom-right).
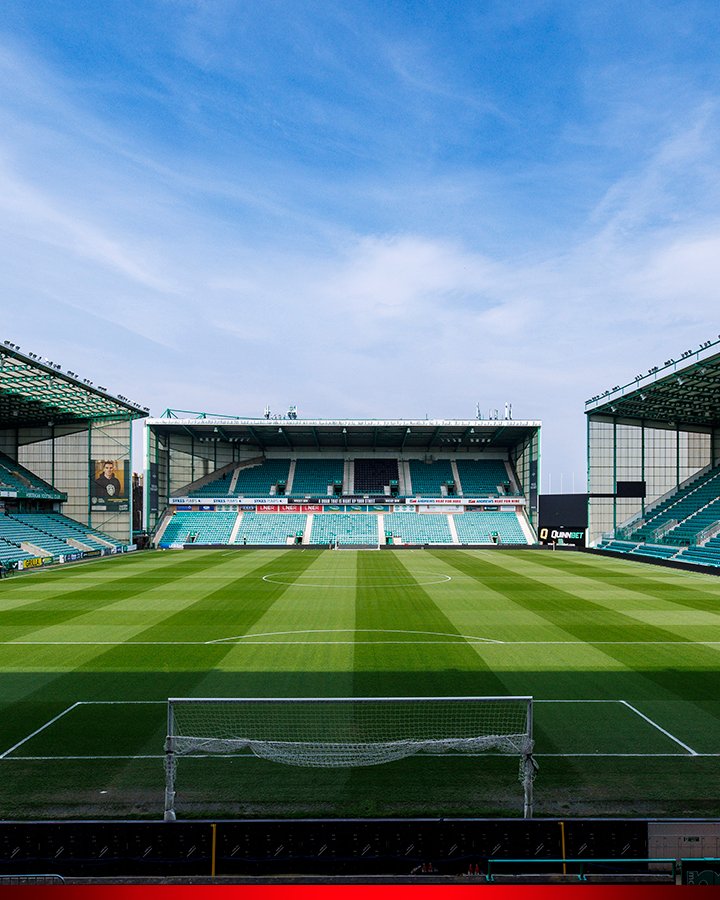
xmin=92 ymin=459 xmax=128 ymax=509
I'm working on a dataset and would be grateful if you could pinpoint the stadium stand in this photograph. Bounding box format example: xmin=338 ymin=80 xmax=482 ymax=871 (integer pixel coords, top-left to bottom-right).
xmin=186 ymin=470 xmax=234 ymax=497
xmin=0 ymin=537 xmax=34 ymax=563
xmin=0 ymin=513 xmax=78 ymax=557
xmin=455 ymin=459 xmax=512 ymax=496
xmin=454 ymin=510 xmax=527 ymax=544
xmin=230 ymin=459 xmax=291 ymax=496
xmin=407 ymin=460 xmax=454 ymax=497
xmin=597 ymin=463 xmax=720 ymax=569
xmin=234 ymin=512 xmax=306 ymax=545
xmin=12 ymin=513 xmax=122 ymax=551
xmin=629 ymin=543 xmax=679 ymax=560
xmin=626 ymin=465 xmax=720 ymax=543
xmin=291 ymin=458 xmax=344 ymax=496
xmin=0 ymin=451 xmax=64 ymax=500
xmin=598 ymin=539 xmax=637 ymax=553
xmin=309 ymin=514 xmax=380 ymax=545
xmin=677 ymin=537 xmax=720 ymax=567
xmin=160 ymin=510 xmax=236 ymax=546
xmin=663 ymin=496 xmax=720 ymax=546
xmin=353 ymin=459 xmax=398 ymax=495
xmin=386 ymin=511 xmax=453 ymax=544
xmin=597 ymin=536 xmax=720 ymax=568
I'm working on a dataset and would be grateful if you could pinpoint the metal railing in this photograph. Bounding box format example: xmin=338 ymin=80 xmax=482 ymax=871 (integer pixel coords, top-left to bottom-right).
xmin=696 ymin=519 xmax=720 ymax=547
xmin=652 ymin=519 xmax=678 ymax=542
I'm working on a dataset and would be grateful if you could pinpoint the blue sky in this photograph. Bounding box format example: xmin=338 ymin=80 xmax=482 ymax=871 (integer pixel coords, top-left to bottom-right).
xmin=2 ymin=1 xmax=720 ymax=487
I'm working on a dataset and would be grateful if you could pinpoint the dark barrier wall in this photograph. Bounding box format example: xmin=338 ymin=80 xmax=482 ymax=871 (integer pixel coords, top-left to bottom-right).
xmin=0 ymin=819 xmax=647 ymax=878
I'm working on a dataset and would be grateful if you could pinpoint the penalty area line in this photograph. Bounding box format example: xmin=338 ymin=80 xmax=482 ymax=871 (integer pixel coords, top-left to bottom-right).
xmin=3 ymin=751 xmax=719 ymax=761
xmin=620 ymin=700 xmax=698 ymax=756
xmin=0 ymin=702 xmax=82 ymax=760
xmin=0 ymin=700 xmax=167 ymax=760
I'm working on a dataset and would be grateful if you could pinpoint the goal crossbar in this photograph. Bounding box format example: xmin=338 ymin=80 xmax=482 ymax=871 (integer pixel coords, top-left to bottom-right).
xmin=164 ymin=695 xmax=536 ymax=820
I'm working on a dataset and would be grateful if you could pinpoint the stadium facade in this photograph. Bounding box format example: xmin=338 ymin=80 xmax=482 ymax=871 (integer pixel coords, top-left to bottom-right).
xmin=586 ymin=337 xmax=720 ymax=551
xmin=0 ymin=341 xmax=146 ymax=560
xmin=145 ymin=412 xmax=540 ymax=547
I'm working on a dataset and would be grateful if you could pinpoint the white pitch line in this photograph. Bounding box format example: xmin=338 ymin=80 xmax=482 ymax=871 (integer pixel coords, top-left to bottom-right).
xmin=76 ymin=700 xmax=166 ymax=705
xmin=534 ymin=699 xmax=618 ymax=703
xmin=1 ymin=755 xmax=165 ymax=760
xmin=4 ymin=641 xmax=211 ymax=646
xmin=5 ymin=638 xmax=720 ymax=646
xmin=0 ymin=698 xmax=708 ymax=760
xmin=536 ymin=753 xmax=720 ymax=759
xmin=207 ymin=626 xmax=504 ymax=644
xmin=0 ymin=702 xmax=81 ymax=760
xmin=3 ymin=752 xmax=718 ymax=761
xmin=620 ymin=700 xmax=698 ymax=756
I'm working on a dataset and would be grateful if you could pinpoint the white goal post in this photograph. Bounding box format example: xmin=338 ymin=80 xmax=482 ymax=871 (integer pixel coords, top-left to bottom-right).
xmin=164 ymin=695 xmax=536 ymax=820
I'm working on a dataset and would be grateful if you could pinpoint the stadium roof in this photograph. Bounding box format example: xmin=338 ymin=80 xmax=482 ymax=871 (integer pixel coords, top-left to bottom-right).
xmin=0 ymin=341 xmax=148 ymax=426
xmin=585 ymin=336 xmax=720 ymax=428
xmin=148 ymin=411 xmax=540 ymax=452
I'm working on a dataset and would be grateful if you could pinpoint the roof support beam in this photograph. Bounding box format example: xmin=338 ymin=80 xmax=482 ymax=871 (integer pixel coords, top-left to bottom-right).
xmin=278 ymin=427 xmax=293 ymax=451
xmin=247 ymin=426 xmax=266 ymax=451
xmin=426 ymin=425 xmax=441 ymax=451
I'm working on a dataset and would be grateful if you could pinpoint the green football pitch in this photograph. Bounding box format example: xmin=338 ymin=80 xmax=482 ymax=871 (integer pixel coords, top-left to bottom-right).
xmin=1 ymin=547 xmax=719 ymax=820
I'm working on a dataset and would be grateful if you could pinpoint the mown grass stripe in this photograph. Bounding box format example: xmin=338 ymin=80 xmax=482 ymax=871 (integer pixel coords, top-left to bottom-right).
xmin=0 ymin=551 xmax=246 ymax=640
xmin=436 ymin=549 xmax=702 ymax=645
xmin=513 ymin=549 xmax=720 ymax=614
xmin=432 ymin=549 xmax=720 ymax=730
xmin=353 ymin=551 xmax=511 ymax=697
xmin=0 ymin=550 xmax=322 ymax=754
xmin=208 ymin=550 xmax=357 ymax=699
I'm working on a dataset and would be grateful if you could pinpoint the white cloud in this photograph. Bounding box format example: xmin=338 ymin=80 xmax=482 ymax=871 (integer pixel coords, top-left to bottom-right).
xmin=2 ymin=18 xmax=720 ymax=488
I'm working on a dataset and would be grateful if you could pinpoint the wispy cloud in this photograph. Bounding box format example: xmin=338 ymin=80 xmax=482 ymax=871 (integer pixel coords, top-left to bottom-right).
xmin=2 ymin=1 xmax=720 ymax=486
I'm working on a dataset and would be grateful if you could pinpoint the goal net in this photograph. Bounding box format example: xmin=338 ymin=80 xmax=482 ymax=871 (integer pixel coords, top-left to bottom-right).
xmin=164 ymin=696 xmax=536 ymax=820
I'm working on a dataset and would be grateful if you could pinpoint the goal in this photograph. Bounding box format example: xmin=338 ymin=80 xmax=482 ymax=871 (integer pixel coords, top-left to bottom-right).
xmin=163 ymin=695 xmax=536 ymax=820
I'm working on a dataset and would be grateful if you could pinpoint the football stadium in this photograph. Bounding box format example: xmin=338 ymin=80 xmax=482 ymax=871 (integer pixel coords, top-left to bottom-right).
xmin=2 ymin=336 xmax=720 ymax=881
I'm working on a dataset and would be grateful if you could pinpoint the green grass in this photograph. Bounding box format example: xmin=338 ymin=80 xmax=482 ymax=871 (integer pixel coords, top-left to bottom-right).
xmin=1 ymin=547 xmax=720 ymax=820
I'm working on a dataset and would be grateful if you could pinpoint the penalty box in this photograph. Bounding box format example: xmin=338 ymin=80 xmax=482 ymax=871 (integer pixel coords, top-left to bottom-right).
xmin=0 ymin=698 xmax=702 ymax=761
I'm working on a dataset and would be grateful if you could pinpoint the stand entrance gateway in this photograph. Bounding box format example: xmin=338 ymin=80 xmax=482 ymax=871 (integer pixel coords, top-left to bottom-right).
xmin=164 ymin=695 xmax=536 ymax=820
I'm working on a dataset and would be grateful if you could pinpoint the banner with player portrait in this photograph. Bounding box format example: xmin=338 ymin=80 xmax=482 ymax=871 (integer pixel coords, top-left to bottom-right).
xmin=91 ymin=458 xmax=130 ymax=512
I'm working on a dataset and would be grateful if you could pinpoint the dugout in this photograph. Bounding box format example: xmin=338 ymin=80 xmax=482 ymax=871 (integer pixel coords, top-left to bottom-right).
xmin=0 ymin=341 xmax=147 ymax=543
xmin=585 ymin=338 xmax=720 ymax=545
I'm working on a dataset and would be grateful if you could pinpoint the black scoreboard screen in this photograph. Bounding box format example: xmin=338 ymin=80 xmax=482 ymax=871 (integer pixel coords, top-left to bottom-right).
xmin=538 ymin=493 xmax=589 ymax=528
xmin=615 ymin=480 xmax=647 ymax=498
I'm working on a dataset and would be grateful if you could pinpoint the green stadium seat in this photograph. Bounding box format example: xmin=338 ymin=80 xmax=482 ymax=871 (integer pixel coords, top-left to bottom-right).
xmin=291 ymin=459 xmax=344 ymax=496
xmin=234 ymin=512 xmax=307 ymax=544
